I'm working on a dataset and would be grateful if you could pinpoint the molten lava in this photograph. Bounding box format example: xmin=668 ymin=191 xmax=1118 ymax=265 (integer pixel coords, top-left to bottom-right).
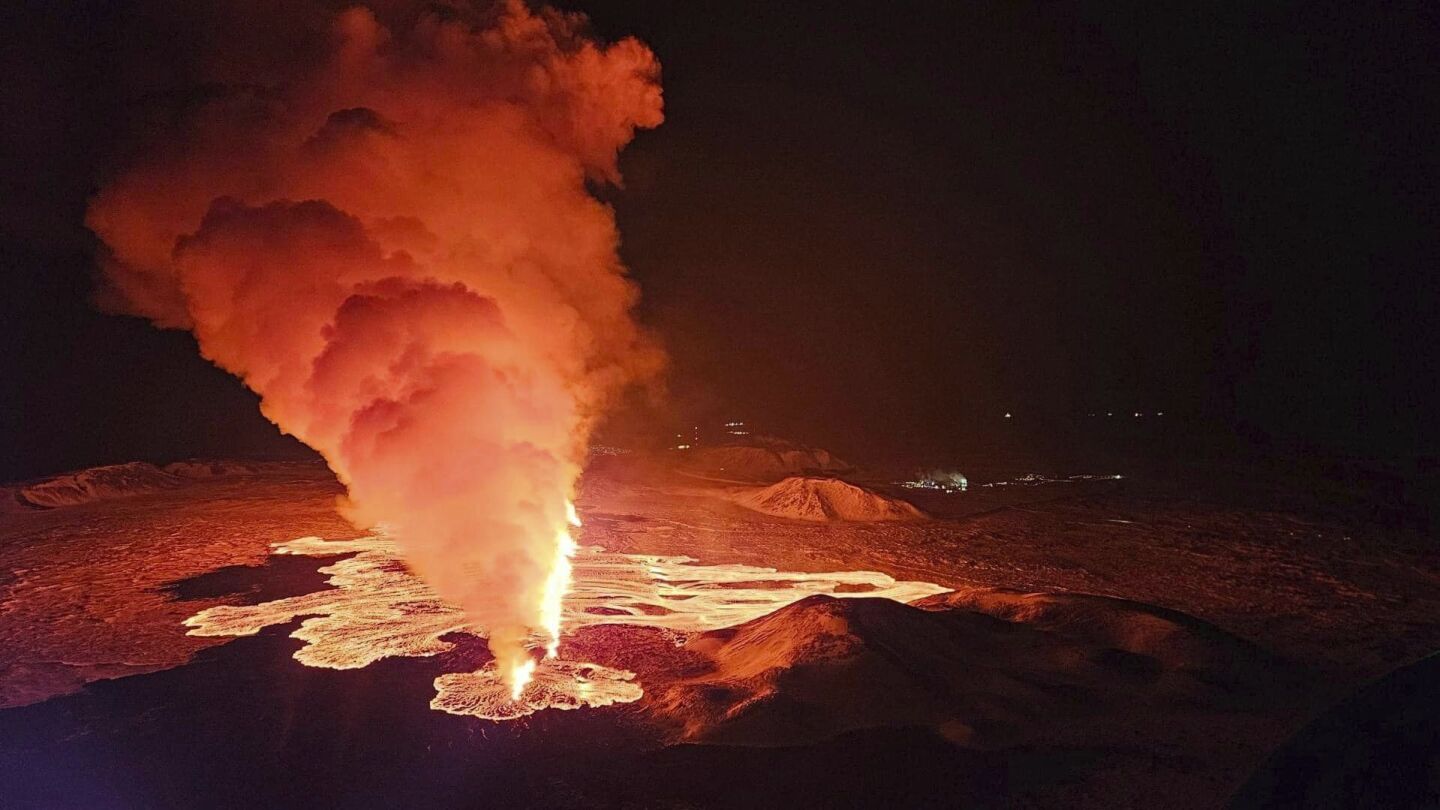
xmin=186 ymin=532 xmax=949 ymax=720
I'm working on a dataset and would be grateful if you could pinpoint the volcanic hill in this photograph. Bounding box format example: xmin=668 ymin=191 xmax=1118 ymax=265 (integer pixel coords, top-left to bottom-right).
xmin=648 ymin=589 xmax=1294 ymax=747
xmin=735 ymin=476 xmax=926 ymax=522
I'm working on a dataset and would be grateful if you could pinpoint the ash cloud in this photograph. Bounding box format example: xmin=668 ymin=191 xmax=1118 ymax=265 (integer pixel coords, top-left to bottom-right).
xmin=87 ymin=0 xmax=664 ymax=677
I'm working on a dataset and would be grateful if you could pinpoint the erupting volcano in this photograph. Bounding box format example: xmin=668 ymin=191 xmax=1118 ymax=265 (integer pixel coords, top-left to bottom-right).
xmin=6 ymin=0 xmax=1439 ymax=807
xmin=85 ymin=0 xmax=663 ymax=693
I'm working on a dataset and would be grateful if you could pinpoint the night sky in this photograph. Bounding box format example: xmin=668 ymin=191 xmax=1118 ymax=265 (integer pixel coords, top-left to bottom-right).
xmin=3 ymin=1 xmax=1438 ymax=479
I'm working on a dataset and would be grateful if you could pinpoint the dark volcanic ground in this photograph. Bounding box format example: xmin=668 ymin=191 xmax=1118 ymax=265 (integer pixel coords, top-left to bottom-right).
xmin=1 ymin=451 xmax=1439 ymax=808
xmin=0 ymin=621 xmax=1047 ymax=809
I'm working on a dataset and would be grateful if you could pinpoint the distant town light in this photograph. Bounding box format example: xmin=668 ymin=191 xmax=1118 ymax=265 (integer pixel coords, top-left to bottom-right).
xmin=900 ymin=471 xmax=968 ymax=494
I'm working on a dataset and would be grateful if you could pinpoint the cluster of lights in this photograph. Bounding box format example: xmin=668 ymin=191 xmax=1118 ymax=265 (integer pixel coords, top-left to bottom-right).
xmin=589 ymin=444 xmax=630 ymax=456
xmin=1003 ymin=411 xmax=1169 ymax=419
xmin=899 ymin=478 xmax=968 ymax=494
xmin=979 ymin=473 xmax=1123 ymax=488
xmin=672 ymin=418 xmax=751 ymax=449
xmin=897 ymin=472 xmax=1124 ymax=493
xmin=899 ymin=471 xmax=969 ymax=494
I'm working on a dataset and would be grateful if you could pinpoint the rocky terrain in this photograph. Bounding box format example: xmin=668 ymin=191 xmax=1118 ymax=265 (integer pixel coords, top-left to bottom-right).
xmin=1 ymin=449 xmax=1438 ymax=807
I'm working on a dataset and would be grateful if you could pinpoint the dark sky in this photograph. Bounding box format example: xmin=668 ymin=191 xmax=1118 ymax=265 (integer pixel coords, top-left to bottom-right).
xmin=3 ymin=1 xmax=1438 ymax=478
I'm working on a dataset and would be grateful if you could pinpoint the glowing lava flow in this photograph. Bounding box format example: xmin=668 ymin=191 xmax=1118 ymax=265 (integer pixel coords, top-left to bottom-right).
xmin=185 ymin=531 xmax=949 ymax=720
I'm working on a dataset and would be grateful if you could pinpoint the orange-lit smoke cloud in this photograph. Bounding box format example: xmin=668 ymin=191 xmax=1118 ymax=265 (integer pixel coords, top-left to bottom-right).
xmin=87 ymin=1 xmax=663 ymax=679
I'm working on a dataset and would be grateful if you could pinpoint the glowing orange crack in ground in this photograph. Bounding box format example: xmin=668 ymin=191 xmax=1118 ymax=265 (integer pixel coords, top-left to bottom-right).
xmin=184 ymin=532 xmax=949 ymax=720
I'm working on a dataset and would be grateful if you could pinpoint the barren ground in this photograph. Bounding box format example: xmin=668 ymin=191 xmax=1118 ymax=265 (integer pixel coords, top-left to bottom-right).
xmin=1 ymin=454 xmax=1437 ymax=808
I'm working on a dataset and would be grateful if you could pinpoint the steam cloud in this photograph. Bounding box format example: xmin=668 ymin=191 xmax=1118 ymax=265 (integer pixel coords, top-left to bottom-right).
xmin=87 ymin=1 xmax=663 ymax=678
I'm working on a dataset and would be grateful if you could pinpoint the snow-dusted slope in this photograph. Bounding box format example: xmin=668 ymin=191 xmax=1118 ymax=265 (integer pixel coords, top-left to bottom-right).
xmin=650 ymin=590 xmax=1290 ymax=746
xmin=736 ymin=476 xmax=925 ymax=522
xmin=18 ymin=463 xmax=184 ymax=508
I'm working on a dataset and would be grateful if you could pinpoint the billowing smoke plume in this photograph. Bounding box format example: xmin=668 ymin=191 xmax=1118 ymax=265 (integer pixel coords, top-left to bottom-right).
xmin=87 ymin=1 xmax=663 ymax=679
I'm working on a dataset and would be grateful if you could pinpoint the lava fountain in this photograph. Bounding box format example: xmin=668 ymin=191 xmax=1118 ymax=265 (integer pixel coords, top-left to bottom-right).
xmin=86 ymin=1 xmax=664 ymax=690
xmin=513 ymin=499 xmax=582 ymax=699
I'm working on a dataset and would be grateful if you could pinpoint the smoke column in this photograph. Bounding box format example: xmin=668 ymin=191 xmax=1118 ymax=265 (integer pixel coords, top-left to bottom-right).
xmin=87 ymin=1 xmax=663 ymax=683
